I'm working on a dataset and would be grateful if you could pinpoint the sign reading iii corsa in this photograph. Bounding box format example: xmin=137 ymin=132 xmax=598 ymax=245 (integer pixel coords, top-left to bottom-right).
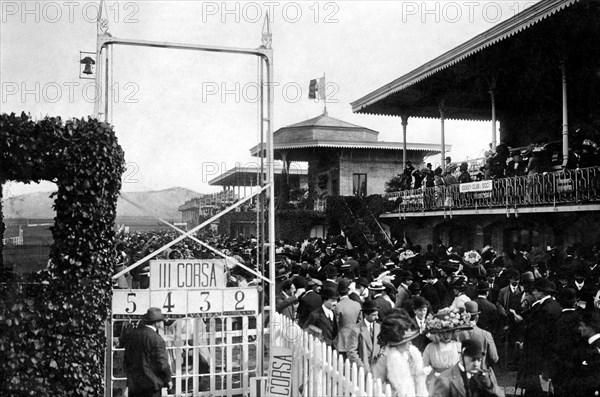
xmin=112 ymin=259 xmax=258 ymax=317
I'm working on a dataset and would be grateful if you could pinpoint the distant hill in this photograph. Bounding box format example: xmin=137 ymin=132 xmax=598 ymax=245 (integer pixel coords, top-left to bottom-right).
xmin=2 ymin=187 xmax=203 ymax=220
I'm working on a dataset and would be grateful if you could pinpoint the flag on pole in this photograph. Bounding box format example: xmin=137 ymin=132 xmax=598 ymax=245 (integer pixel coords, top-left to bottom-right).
xmin=308 ymin=77 xmax=325 ymax=100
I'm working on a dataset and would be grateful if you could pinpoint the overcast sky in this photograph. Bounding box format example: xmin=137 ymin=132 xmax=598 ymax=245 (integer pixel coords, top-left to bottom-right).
xmin=1 ymin=1 xmax=538 ymax=198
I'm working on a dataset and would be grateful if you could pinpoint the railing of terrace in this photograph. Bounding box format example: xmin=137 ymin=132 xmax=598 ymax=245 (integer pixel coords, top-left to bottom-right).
xmin=385 ymin=166 xmax=600 ymax=213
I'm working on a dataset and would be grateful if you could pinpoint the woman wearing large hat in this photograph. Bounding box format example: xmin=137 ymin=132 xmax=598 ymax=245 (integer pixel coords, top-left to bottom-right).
xmin=371 ymin=314 xmax=427 ymax=397
xmin=422 ymin=307 xmax=472 ymax=394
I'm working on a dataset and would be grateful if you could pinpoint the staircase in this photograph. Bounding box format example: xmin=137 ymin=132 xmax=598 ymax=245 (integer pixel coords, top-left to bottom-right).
xmin=340 ymin=197 xmax=393 ymax=250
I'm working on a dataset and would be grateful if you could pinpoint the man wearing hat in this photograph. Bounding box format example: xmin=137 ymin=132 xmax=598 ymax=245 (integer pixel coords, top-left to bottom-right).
xmin=457 ymin=301 xmax=499 ymax=372
xmin=552 ymin=288 xmax=586 ymax=397
xmin=432 ymin=339 xmax=504 ymax=397
xmin=520 ymin=278 xmax=562 ymax=397
xmin=335 ymin=279 xmax=362 ymax=359
xmin=574 ymin=310 xmax=600 ymax=397
xmin=297 ymin=278 xmax=323 ymax=328
xmin=123 ymin=308 xmax=173 ymax=397
xmin=347 ymin=299 xmax=381 ymax=372
xmin=474 ymin=281 xmax=500 ymax=335
xmin=303 ymin=287 xmax=339 ymax=348
xmin=495 ymin=268 xmax=524 ymax=368
xmin=349 ymin=276 xmax=369 ymax=304
xmin=422 ymin=268 xmax=447 ymax=313
xmin=395 ymin=270 xmax=414 ymax=308
xmin=276 ymin=278 xmax=305 ymax=321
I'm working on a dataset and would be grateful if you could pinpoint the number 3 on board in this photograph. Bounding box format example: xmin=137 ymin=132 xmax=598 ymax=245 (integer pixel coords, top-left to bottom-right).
xmin=199 ymin=291 xmax=211 ymax=312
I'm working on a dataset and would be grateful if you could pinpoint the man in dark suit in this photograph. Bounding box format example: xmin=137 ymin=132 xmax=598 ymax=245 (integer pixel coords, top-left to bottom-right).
xmin=552 ymin=288 xmax=586 ymax=396
xmin=422 ymin=268 xmax=446 ymax=313
xmin=349 ymin=276 xmax=369 ymax=304
xmin=304 ymin=287 xmax=339 ymax=348
xmin=297 ymin=278 xmax=322 ymax=327
xmin=347 ymin=299 xmax=381 ymax=372
xmin=495 ymin=269 xmax=524 ymax=368
xmin=575 ymin=309 xmax=600 ymax=397
xmin=432 ymin=339 xmax=503 ymax=397
xmin=474 ymin=281 xmax=500 ymax=336
xmin=410 ymin=296 xmax=431 ymax=353
xmin=123 ymin=308 xmax=173 ymax=397
xmin=521 ymin=278 xmax=562 ymax=397
xmin=456 ymin=301 xmax=499 ymax=371
xmin=276 ymin=278 xmax=305 ymax=321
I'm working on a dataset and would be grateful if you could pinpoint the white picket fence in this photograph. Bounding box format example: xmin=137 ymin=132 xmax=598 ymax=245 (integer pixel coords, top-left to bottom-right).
xmin=2 ymin=226 xmax=23 ymax=246
xmin=271 ymin=312 xmax=393 ymax=397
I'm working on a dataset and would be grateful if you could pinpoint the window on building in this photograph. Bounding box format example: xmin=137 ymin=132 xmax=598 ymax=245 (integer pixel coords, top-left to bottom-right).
xmin=353 ymin=173 xmax=367 ymax=197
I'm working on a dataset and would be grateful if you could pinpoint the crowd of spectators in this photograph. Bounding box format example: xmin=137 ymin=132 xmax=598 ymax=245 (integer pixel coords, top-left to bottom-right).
xmin=391 ymin=138 xmax=600 ymax=193
xmin=114 ymin=229 xmax=600 ymax=395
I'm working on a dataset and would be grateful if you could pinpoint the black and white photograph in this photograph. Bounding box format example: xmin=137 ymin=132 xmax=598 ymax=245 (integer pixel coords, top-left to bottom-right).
xmin=1 ymin=1 xmax=599 ymax=396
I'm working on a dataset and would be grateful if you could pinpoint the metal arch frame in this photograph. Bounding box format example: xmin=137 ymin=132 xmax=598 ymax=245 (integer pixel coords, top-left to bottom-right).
xmin=95 ymin=18 xmax=277 ymax=390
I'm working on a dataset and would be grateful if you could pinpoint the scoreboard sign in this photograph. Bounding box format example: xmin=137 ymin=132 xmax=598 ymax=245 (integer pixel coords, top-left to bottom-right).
xmin=112 ymin=259 xmax=258 ymax=318
xmin=150 ymin=259 xmax=227 ymax=290
xmin=112 ymin=288 xmax=259 ymax=317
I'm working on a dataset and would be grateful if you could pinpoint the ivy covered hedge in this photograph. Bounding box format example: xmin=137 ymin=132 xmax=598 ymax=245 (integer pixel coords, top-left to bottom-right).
xmin=0 ymin=112 xmax=125 ymax=396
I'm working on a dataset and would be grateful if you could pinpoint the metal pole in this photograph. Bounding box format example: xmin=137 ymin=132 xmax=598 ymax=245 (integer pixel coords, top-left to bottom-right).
xmin=401 ymin=115 xmax=409 ymax=166
xmin=439 ymin=101 xmax=446 ymax=172
xmin=490 ymin=86 xmax=497 ymax=151
xmin=265 ymin=54 xmax=277 ymax=345
xmin=561 ymin=61 xmax=569 ymax=169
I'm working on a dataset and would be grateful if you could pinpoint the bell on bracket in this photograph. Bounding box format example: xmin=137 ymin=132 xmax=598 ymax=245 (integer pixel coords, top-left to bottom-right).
xmin=80 ymin=56 xmax=96 ymax=75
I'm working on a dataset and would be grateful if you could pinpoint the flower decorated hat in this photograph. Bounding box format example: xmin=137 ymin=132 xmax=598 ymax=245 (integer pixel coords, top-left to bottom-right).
xmin=424 ymin=307 xmax=472 ymax=334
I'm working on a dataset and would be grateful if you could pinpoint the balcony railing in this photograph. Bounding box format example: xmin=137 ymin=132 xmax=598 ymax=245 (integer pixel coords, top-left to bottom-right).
xmin=385 ymin=166 xmax=600 ymax=213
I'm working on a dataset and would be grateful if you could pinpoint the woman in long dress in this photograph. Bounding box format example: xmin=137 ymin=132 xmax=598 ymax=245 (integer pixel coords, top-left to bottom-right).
xmin=371 ymin=313 xmax=428 ymax=397
xmin=421 ymin=307 xmax=472 ymax=394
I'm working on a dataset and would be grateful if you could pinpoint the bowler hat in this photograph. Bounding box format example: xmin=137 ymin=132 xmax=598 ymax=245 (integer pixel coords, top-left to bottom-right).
xmin=400 ymin=270 xmax=414 ymax=281
xmin=461 ymin=339 xmax=485 ymax=359
xmin=338 ymin=279 xmax=350 ymax=295
xmin=321 ymin=287 xmax=339 ymax=300
xmin=142 ymin=307 xmax=165 ymax=323
xmin=362 ymin=299 xmax=379 ymax=314
xmin=521 ymin=272 xmax=535 ymax=284
xmin=476 ymin=281 xmax=491 ymax=293
xmin=464 ymin=301 xmax=480 ymax=315
xmin=409 ymin=281 xmax=422 ymax=294
xmin=355 ymin=277 xmax=370 ymax=288
xmin=532 ymin=277 xmax=556 ymax=294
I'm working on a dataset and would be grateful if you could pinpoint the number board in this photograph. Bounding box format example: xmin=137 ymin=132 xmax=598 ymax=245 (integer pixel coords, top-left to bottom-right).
xmin=112 ymin=288 xmax=258 ymax=317
xmin=150 ymin=259 xmax=227 ymax=290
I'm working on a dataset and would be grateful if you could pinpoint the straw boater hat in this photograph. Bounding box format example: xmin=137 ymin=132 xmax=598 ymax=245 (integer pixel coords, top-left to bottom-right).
xmin=368 ymin=281 xmax=385 ymax=291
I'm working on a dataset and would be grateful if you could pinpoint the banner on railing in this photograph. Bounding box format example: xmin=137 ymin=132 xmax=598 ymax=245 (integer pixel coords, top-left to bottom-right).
xmin=459 ymin=180 xmax=493 ymax=193
xmin=266 ymin=346 xmax=293 ymax=397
